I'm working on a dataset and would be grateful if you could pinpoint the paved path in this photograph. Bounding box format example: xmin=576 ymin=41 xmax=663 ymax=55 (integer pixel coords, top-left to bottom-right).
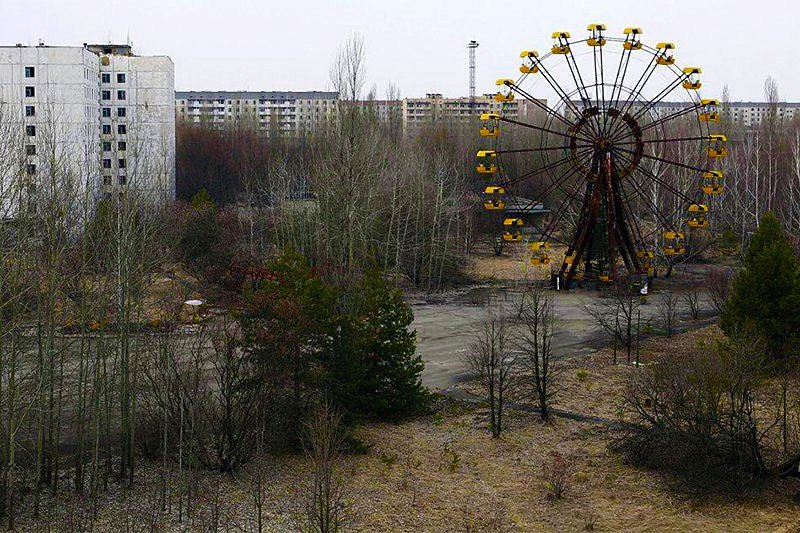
xmin=411 ymin=283 xmax=716 ymax=391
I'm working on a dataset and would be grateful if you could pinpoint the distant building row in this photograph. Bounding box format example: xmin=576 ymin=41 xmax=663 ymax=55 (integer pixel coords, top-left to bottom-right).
xmin=175 ymin=91 xmax=546 ymax=135
xmin=0 ymin=42 xmax=175 ymax=217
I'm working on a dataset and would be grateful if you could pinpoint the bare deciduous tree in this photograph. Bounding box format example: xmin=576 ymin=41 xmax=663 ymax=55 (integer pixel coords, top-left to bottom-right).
xmin=464 ymin=311 xmax=515 ymax=437
xmin=515 ymin=285 xmax=559 ymax=420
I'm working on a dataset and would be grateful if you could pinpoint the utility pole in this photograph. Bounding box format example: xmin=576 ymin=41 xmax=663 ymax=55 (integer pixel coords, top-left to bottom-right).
xmin=468 ymin=40 xmax=479 ymax=115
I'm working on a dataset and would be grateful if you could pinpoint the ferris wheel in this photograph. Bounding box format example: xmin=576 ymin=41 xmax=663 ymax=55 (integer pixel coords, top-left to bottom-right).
xmin=478 ymin=24 xmax=726 ymax=286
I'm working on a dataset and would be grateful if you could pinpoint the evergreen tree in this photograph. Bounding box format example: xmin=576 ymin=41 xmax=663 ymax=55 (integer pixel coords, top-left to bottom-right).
xmin=720 ymin=212 xmax=800 ymax=361
xmin=337 ymin=270 xmax=428 ymax=420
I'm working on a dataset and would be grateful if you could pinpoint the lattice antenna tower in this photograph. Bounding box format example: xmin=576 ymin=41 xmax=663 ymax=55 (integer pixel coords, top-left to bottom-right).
xmin=468 ymin=40 xmax=479 ymax=112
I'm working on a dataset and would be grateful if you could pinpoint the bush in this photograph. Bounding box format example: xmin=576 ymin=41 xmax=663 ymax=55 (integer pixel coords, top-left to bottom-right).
xmin=615 ymin=334 xmax=769 ymax=492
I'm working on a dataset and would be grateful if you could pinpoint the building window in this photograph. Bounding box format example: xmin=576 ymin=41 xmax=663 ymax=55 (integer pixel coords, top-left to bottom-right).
xmin=118 ymin=158 xmax=126 ymax=169
xmin=102 ymin=90 xmax=111 ymax=100
xmin=102 ymin=158 xmax=111 ymax=168
xmin=117 ymin=124 xmax=126 ymax=134
xmin=117 ymin=90 xmax=126 ymax=100
xmin=102 ymin=141 xmax=111 ymax=151
xmin=26 ymin=125 xmax=36 ymax=136
xmin=118 ymin=175 xmax=127 ymax=185
xmin=117 ymin=73 xmax=126 ymax=83
xmin=24 ymin=66 xmax=35 ymax=78
xmin=26 ymin=164 xmax=36 ymax=175
xmin=25 ymin=105 xmax=35 ymax=117
xmin=118 ymin=141 xmax=126 ymax=151
xmin=102 ymin=107 xmax=111 ymax=117
xmin=102 ymin=124 xmax=111 ymax=134
xmin=26 ymin=145 xmax=36 ymax=156
xmin=101 ymin=73 xmax=110 ymax=83
xmin=103 ymin=175 xmax=112 ymax=186
xmin=25 ymin=86 xmax=35 ymax=97
xmin=117 ymin=107 xmax=126 ymax=117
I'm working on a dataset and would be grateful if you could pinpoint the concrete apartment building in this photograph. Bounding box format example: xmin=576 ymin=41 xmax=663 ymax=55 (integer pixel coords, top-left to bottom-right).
xmin=402 ymin=93 xmax=543 ymax=133
xmin=0 ymin=42 xmax=175 ymax=218
xmin=175 ymin=91 xmax=338 ymax=135
xmin=652 ymin=101 xmax=800 ymax=127
xmin=175 ymin=91 xmax=545 ymax=135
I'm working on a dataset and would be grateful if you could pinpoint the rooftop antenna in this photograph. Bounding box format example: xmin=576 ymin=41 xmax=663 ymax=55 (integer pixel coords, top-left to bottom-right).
xmin=468 ymin=40 xmax=479 ymax=114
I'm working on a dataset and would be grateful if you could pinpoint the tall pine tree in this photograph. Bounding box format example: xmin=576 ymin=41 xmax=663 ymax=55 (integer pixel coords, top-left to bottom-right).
xmin=720 ymin=212 xmax=800 ymax=361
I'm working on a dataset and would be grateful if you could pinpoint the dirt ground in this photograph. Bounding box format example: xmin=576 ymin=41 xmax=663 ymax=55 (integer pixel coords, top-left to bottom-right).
xmin=20 ymin=326 xmax=800 ymax=532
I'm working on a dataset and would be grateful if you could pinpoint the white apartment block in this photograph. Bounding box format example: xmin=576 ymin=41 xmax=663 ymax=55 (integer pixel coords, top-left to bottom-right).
xmin=653 ymin=101 xmax=800 ymax=127
xmin=0 ymin=42 xmax=175 ymax=219
xmin=175 ymin=91 xmax=338 ymax=135
xmin=402 ymin=93 xmax=545 ymax=133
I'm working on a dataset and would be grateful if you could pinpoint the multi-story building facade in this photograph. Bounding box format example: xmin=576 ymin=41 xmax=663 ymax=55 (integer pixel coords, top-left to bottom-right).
xmin=402 ymin=93 xmax=545 ymax=133
xmin=0 ymin=42 xmax=174 ymax=218
xmin=175 ymin=91 xmax=338 ymax=135
xmin=175 ymin=91 xmax=546 ymax=136
xmin=653 ymin=101 xmax=800 ymax=127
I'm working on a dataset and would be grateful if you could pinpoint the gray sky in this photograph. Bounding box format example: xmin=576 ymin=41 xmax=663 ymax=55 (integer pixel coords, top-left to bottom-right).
xmin=4 ymin=0 xmax=796 ymax=101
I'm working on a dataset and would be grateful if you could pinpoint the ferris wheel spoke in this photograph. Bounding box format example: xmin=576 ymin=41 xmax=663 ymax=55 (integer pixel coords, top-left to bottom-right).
xmin=502 ymin=147 xmax=593 ymax=187
xmin=626 ymin=73 xmax=691 ymax=125
xmin=613 ymin=134 xmax=713 ymax=147
xmin=564 ymin=46 xmax=604 ymax=136
xmin=614 ymin=162 xmax=680 ymax=233
xmin=539 ymin=172 xmax=589 ymax=243
xmin=498 ymin=116 xmax=595 ymax=146
xmin=505 ymin=160 xmax=585 ymax=219
xmin=604 ymin=45 xmax=633 ymax=135
xmin=496 ymin=144 xmax=593 ymax=155
xmin=612 ymin=148 xmax=698 ymax=205
xmin=505 ymin=83 xmax=577 ymax=131
xmin=613 ymin=144 xmax=709 ymax=177
xmin=605 ymin=55 xmax=660 ymax=141
xmin=634 ymin=103 xmax=704 ymax=136
xmin=533 ymin=57 xmax=599 ymax=136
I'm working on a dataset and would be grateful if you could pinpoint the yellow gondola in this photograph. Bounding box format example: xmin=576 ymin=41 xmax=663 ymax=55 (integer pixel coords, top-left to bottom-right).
xmin=480 ymin=113 xmax=500 ymax=137
xmin=699 ymin=98 xmax=720 ymax=122
xmin=551 ymin=31 xmax=571 ymax=54
xmin=519 ymin=50 xmax=540 ymax=74
xmin=502 ymin=218 xmax=524 ymax=242
xmin=656 ymin=42 xmax=675 ymax=65
xmin=707 ymin=134 xmax=728 ymax=157
xmin=688 ymin=204 xmax=709 ymax=228
xmin=637 ymin=250 xmax=655 ymax=276
xmin=476 ymin=150 xmax=497 ymax=174
xmin=702 ymin=170 xmax=724 ymax=195
xmin=494 ymin=78 xmax=515 ymax=103
xmin=682 ymin=67 xmax=702 ymax=90
xmin=529 ymin=241 xmax=552 ymax=267
xmin=483 ymin=186 xmax=505 ymax=210
xmin=587 ymin=23 xmax=607 ymax=47
xmin=662 ymin=231 xmax=685 ymax=256
xmin=623 ymin=27 xmax=643 ymax=50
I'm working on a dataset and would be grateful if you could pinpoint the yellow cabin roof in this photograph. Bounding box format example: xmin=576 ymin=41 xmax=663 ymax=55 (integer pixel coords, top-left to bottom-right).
xmin=476 ymin=150 xmax=496 ymax=158
xmin=709 ymin=134 xmax=727 ymax=142
xmin=703 ymin=170 xmax=723 ymax=178
xmin=683 ymin=67 xmax=702 ymax=74
xmin=623 ymin=27 xmax=642 ymax=34
xmin=551 ymin=31 xmax=571 ymax=39
xmin=701 ymin=98 xmax=720 ymax=106
xmin=484 ymin=186 xmax=505 ymax=194
xmin=656 ymin=42 xmax=676 ymax=49
xmin=689 ymin=204 xmax=709 ymax=213
xmin=503 ymin=218 xmax=523 ymax=226
xmin=519 ymin=50 xmax=539 ymax=58
xmin=480 ymin=113 xmax=500 ymax=121
xmin=587 ymin=23 xmax=606 ymax=31
xmin=495 ymin=78 xmax=514 ymax=86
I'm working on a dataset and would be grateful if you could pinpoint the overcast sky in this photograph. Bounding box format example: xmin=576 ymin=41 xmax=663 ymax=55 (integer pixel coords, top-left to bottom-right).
xmin=3 ymin=0 xmax=796 ymax=101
